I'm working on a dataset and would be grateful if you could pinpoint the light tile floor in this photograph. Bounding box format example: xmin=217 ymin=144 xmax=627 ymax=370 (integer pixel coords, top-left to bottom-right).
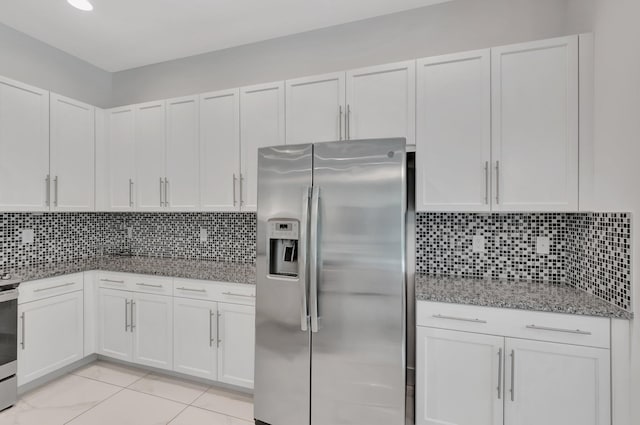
xmin=0 ymin=361 xmax=254 ymax=425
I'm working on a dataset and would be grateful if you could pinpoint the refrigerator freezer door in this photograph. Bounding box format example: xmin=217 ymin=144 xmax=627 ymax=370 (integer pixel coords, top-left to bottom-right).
xmin=311 ymin=139 xmax=407 ymax=425
xmin=255 ymin=144 xmax=313 ymax=425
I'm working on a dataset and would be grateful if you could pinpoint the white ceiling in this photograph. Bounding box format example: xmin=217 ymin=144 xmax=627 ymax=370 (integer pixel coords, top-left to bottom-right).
xmin=0 ymin=0 xmax=452 ymax=72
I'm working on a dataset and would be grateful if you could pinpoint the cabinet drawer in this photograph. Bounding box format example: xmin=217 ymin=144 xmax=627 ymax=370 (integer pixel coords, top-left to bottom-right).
xmin=174 ymin=279 xmax=256 ymax=305
xmin=19 ymin=273 xmax=84 ymax=304
xmin=417 ymin=301 xmax=610 ymax=349
xmin=97 ymin=272 xmax=173 ymax=296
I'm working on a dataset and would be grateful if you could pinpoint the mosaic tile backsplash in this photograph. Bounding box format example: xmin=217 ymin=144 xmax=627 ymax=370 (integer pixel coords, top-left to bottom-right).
xmin=416 ymin=212 xmax=632 ymax=311
xmin=0 ymin=211 xmax=631 ymax=311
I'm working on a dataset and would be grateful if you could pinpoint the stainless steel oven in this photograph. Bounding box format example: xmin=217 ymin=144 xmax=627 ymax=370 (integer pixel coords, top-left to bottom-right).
xmin=0 ymin=280 xmax=19 ymax=411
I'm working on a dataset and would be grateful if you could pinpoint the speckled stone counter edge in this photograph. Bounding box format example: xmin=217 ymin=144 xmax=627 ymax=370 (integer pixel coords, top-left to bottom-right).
xmin=10 ymin=256 xmax=256 ymax=285
xmin=416 ymin=274 xmax=632 ymax=320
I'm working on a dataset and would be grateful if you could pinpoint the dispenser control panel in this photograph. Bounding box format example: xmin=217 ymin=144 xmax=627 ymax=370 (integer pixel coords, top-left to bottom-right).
xmin=269 ymin=220 xmax=299 ymax=240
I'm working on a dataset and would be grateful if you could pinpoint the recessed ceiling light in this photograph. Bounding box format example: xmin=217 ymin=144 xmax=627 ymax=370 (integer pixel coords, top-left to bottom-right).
xmin=67 ymin=0 xmax=93 ymax=11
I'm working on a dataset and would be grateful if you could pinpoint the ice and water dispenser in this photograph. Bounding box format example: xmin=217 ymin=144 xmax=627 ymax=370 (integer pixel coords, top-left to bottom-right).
xmin=268 ymin=219 xmax=299 ymax=278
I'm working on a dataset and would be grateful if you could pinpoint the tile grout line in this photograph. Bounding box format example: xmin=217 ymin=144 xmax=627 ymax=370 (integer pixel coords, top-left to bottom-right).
xmin=62 ymin=379 xmax=128 ymax=424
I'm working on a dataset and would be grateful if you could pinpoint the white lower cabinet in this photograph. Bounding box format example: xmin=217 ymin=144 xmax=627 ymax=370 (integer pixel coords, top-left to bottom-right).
xmin=98 ymin=288 xmax=173 ymax=371
xmin=416 ymin=327 xmax=503 ymax=425
xmin=98 ymin=288 xmax=132 ymax=361
xmin=173 ymin=297 xmax=218 ymax=380
xmin=217 ymin=302 xmax=255 ymax=389
xmin=504 ymin=338 xmax=610 ymax=425
xmin=131 ymin=292 xmax=173 ymax=370
xmin=416 ymin=301 xmax=611 ymax=425
xmin=18 ymin=291 xmax=84 ymax=386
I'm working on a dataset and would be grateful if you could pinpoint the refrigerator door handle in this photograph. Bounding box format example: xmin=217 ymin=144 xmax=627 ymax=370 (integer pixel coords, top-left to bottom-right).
xmin=309 ymin=186 xmax=320 ymax=333
xmin=299 ymin=187 xmax=311 ymax=331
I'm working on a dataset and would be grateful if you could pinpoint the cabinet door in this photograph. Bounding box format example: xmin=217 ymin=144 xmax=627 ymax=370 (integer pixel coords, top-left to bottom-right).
xmin=492 ymin=35 xmax=578 ymax=211
xmin=217 ymin=302 xmax=255 ymax=388
xmin=416 ymin=50 xmax=491 ymax=212
xmin=173 ymin=297 xmax=217 ymax=380
xmin=416 ymin=327 xmax=503 ymax=425
xmin=132 ymin=292 xmax=173 ymax=370
xmin=50 ymin=93 xmax=95 ymax=211
xmin=200 ymin=89 xmax=241 ymax=211
xmin=504 ymin=338 xmax=610 ymax=425
xmin=98 ymin=288 xmax=132 ymax=361
xmin=18 ymin=291 xmax=84 ymax=385
xmin=240 ymin=82 xmax=285 ymax=211
xmin=107 ymin=107 xmax=136 ymax=211
xmin=0 ymin=77 xmax=49 ymax=211
xmin=346 ymin=60 xmax=415 ymax=144
xmin=166 ymin=96 xmax=199 ymax=210
xmin=135 ymin=101 xmax=166 ymax=211
xmin=285 ymin=72 xmax=345 ymax=144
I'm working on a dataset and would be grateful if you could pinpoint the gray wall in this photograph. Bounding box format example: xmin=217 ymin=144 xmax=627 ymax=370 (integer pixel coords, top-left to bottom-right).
xmin=111 ymin=0 xmax=583 ymax=106
xmin=0 ymin=23 xmax=112 ymax=107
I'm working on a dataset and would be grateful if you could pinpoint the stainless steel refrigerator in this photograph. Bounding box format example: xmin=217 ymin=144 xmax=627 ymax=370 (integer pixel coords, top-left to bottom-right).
xmin=254 ymin=138 xmax=414 ymax=425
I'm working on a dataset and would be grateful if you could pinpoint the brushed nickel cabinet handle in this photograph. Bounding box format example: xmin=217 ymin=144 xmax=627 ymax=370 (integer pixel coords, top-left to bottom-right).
xmin=525 ymin=324 xmax=592 ymax=335
xmin=101 ymin=278 xmax=125 ymax=284
xmin=129 ymin=179 xmax=134 ymax=207
xmin=34 ymin=282 xmax=75 ymax=292
xmin=209 ymin=309 xmax=214 ymax=347
xmin=53 ymin=176 xmax=59 ymax=207
xmin=346 ymin=104 xmax=351 ymax=140
xmin=125 ymin=299 xmax=130 ymax=332
xmin=432 ymin=314 xmax=487 ymax=324
xmin=176 ymin=287 xmax=206 ymax=293
xmin=484 ymin=161 xmax=489 ymax=205
xmin=136 ymin=282 xmax=163 ymax=288
xmin=164 ymin=178 xmax=169 ymax=207
xmin=510 ymin=350 xmax=515 ymax=402
xmin=239 ymin=173 xmax=244 ymax=206
xmin=232 ymin=174 xmax=237 ymax=206
xmin=217 ymin=311 xmax=221 ymax=348
xmin=45 ymin=175 xmax=50 ymax=207
xmin=159 ymin=177 xmax=164 ymax=207
xmin=130 ymin=300 xmax=135 ymax=331
xmin=222 ymin=291 xmax=255 ymax=298
xmin=339 ymin=106 xmax=343 ymax=141
xmin=495 ymin=161 xmax=500 ymax=204
xmin=497 ymin=348 xmax=503 ymax=399
xmin=20 ymin=312 xmax=25 ymax=350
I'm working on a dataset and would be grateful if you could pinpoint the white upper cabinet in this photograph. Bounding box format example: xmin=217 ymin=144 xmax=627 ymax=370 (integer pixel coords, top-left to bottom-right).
xmin=504 ymin=338 xmax=610 ymax=425
xmin=135 ymin=101 xmax=166 ymax=211
xmin=416 ymin=50 xmax=491 ymax=212
xmin=491 ymin=35 xmax=579 ymax=211
xmin=240 ymin=81 xmax=285 ymax=211
xmin=166 ymin=96 xmax=200 ymax=211
xmin=50 ymin=94 xmax=95 ymax=211
xmin=200 ymin=89 xmax=241 ymax=211
xmin=285 ymin=72 xmax=346 ymax=144
xmin=107 ymin=106 xmax=136 ymax=211
xmin=0 ymin=77 xmax=49 ymax=211
xmin=346 ymin=60 xmax=415 ymax=144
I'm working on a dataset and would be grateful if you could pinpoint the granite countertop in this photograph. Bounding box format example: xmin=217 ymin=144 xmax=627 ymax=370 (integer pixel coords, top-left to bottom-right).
xmin=9 ymin=256 xmax=256 ymax=285
xmin=416 ymin=275 xmax=632 ymax=320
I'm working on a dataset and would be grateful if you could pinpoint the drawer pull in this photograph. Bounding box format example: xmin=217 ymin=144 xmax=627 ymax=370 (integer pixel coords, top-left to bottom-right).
xmin=222 ymin=292 xmax=255 ymax=298
xmin=34 ymin=282 xmax=75 ymax=292
xmin=136 ymin=282 xmax=163 ymax=288
xmin=432 ymin=314 xmax=487 ymax=324
xmin=100 ymin=279 xmax=124 ymax=284
xmin=176 ymin=287 xmax=206 ymax=293
xmin=525 ymin=324 xmax=592 ymax=335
